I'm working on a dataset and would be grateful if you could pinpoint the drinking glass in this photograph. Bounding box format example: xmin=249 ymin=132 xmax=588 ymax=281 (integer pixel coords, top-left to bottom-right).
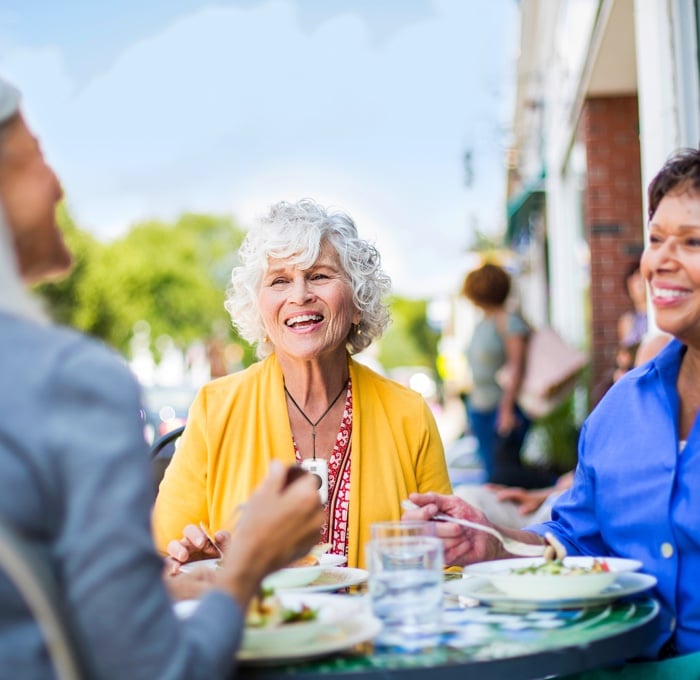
xmin=366 ymin=534 xmax=444 ymax=649
xmin=370 ymin=520 xmax=436 ymax=540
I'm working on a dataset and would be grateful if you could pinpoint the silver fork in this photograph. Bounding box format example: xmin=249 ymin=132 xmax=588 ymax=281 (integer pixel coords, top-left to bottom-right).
xmin=401 ymin=500 xmax=545 ymax=557
xmin=199 ymin=522 xmax=224 ymax=559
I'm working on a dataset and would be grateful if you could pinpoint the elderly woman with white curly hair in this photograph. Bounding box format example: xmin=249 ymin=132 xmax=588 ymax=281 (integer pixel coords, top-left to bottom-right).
xmin=153 ymin=199 xmax=452 ymax=568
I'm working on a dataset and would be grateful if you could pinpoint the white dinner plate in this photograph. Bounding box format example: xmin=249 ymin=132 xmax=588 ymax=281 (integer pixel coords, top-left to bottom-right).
xmin=444 ymin=571 xmax=657 ymax=610
xmin=175 ymin=592 xmax=381 ymax=665
xmin=240 ymin=612 xmax=381 ymax=665
xmin=280 ymin=567 xmax=368 ymax=593
xmin=178 ymin=561 xmax=367 ymax=592
xmin=262 ymin=565 xmax=324 ymax=590
xmin=463 ymin=556 xmax=642 ymax=600
xmin=239 ymin=593 xmax=380 ymax=664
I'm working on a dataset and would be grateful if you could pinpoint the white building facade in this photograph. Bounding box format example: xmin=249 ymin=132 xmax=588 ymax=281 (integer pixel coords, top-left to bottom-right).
xmin=507 ymin=0 xmax=700 ymax=396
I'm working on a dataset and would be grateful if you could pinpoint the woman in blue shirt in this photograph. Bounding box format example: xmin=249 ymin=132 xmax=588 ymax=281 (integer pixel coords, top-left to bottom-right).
xmin=405 ymin=147 xmax=700 ymax=671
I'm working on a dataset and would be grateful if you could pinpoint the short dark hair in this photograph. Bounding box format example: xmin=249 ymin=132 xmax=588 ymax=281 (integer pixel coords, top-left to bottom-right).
xmin=461 ymin=263 xmax=511 ymax=308
xmin=647 ymin=147 xmax=700 ymax=219
xmin=623 ymin=261 xmax=640 ymax=284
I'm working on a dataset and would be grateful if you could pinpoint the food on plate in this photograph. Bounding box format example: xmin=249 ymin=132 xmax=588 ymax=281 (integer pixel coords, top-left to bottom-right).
xmin=245 ymin=589 xmax=318 ymax=628
xmin=287 ymin=541 xmax=333 ymax=567
xmin=512 ymin=557 xmax=610 ymax=576
xmin=464 ymin=556 xmax=640 ymax=601
xmin=288 ymin=553 xmax=320 ymax=568
xmin=489 ymin=558 xmax=616 ymax=599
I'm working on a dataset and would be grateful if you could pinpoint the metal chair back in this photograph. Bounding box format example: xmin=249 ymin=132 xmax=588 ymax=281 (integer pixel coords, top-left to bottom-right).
xmin=149 ymin=424 xmax=186 ymax=459
xmin=0 ymin=515 xmax=87 ymax=679
xmin=150 ymin=424 xmax=186 ymax=488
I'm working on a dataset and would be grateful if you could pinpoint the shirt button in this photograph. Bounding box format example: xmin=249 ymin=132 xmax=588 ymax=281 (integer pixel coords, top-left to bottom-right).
xmin=661 ymin=543 xmax=674 ymax=558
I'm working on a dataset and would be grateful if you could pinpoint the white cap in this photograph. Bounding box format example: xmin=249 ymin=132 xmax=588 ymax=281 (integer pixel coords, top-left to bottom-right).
xmin=0 ymin=76 xmax=20 ymax=126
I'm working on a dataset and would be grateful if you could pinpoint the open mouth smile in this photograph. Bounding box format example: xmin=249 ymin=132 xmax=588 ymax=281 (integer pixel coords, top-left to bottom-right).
xmin=651 ymin=286 xmax=691 ymax=302
xmin=285 ymin=313 xmax=323 ymax=328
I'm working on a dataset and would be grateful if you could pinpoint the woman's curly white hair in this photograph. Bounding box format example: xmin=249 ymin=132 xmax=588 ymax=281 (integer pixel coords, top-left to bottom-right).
xmin=225 ymin=198 xmax=392 ymax=359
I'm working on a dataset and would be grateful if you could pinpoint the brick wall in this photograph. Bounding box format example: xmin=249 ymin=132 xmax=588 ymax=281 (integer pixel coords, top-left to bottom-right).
xmin=581 ymin=95 xmax=644 ymax=404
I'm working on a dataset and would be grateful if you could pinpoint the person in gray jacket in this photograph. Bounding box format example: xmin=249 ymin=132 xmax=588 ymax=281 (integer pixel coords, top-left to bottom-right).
xmin=0 ymin=74 xmax=324 ymax=679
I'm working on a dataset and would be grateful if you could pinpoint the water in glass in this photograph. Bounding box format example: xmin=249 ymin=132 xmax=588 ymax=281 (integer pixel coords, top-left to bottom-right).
xmin=367 ymin=535 xmax=443 ymax=648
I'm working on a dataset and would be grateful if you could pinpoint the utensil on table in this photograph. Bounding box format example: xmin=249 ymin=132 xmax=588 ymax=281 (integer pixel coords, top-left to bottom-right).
xmin=199 ymin=522 xmax=224 ymax=559
xmin=401 ymin=500 xmax=545 ymax=557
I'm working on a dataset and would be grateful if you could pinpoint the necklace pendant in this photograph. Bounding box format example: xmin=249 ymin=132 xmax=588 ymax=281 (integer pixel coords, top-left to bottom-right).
xmin=300 ymin=457 xmax=329 ymax=505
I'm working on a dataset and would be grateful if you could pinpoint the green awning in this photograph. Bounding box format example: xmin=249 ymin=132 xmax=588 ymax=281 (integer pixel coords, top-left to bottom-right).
xmin=506 ymin=173 xmax=545 ymax=243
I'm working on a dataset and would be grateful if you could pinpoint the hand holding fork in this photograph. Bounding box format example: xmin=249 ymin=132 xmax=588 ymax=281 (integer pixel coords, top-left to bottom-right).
xmin=401 ymin=499 xmax=546 ymax=558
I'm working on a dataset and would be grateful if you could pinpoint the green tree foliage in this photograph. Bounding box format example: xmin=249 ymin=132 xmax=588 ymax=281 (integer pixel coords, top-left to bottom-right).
xmin=35 ymin=207 xmax=247 ymax=357
xmin=34 ymin=204 xmax=108 ymax=333
xmin=378 ymin=296 xmax=439 ymax=371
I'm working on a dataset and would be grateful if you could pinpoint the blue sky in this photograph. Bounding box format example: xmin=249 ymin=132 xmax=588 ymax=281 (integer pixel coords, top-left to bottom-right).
xmin=1 ymin=0 xmax=517 ymax=297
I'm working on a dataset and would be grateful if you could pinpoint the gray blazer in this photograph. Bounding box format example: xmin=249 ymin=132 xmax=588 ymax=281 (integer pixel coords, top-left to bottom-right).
xmin=0 ymin=312 xmax=243 ymax=679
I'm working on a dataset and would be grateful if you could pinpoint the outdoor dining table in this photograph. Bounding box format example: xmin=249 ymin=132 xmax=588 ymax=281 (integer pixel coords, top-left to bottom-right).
xmin=237 ymin=589 xmax=660 ymax=680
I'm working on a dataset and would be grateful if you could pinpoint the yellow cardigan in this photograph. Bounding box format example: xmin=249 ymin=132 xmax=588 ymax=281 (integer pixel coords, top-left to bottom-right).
xmin=152 ymin=355 xmax=452 ymax=568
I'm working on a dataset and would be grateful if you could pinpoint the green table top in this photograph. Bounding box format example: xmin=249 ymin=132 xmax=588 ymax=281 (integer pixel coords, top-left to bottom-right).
xmin=238 ymin=596 xmax=660 ymax=680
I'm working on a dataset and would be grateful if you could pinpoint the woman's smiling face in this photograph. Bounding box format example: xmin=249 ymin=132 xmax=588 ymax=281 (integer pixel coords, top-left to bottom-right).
xmin=258 ymin=241 xmax=361 ymax=363
xmin=641 ymin=186 xmax=700 ymax=345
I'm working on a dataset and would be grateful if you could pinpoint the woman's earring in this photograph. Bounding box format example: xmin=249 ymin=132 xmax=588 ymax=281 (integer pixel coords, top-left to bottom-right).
xmin=354 ymin=324 xmax=362 ymax=336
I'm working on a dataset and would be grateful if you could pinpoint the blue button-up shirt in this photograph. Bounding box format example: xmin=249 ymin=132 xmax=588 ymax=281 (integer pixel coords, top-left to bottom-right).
xmin=530 ymin=338 xmax=700 ymax=658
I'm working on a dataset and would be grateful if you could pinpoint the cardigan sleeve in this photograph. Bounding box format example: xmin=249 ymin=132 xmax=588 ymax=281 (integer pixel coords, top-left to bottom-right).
xmin=152 ymin=388 xmax=211 ymax=553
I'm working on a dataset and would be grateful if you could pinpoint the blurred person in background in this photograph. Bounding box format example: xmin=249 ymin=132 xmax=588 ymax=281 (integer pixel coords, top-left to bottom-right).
xmin=618 ymin=262 xmax=648 ymax=348
xmin=592 ymin=262 xmax=648 ymax=404
xmin=0 ymin=74 xmax=323 ymax=679
xmin=404 ymin=148 xmax=700 ymax=672
xmin=153 ymin=198 xmax=453 ymax=569
xmin=460 ymin=263 xmax=536 ymax=486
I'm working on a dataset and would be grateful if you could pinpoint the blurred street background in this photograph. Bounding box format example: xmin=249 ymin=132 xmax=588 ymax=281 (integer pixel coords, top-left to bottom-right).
xmin=4 ymin=0 xmax=699 ymax=483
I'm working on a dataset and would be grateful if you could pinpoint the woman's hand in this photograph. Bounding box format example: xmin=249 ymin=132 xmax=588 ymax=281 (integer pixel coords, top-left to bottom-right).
xmin=166 ymin=524 xmax=230 ymax=568
xmin=215 ymin=461 xmax=324 ymax=607
xmin=402 ymin=492 xmax=505 ymax=566
xmin=496 ymin=403 xmax=517 ymax=435
xmin=163 ymin=562 xmax=218 ymax=601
